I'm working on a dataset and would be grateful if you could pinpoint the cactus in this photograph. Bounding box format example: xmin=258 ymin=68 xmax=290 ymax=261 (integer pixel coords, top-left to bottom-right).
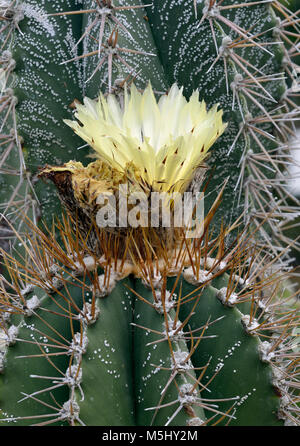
xmin=1 ymin=208 xmax=298 ymax=426
xmin=0 ymin=0 xmax=299 ymax=427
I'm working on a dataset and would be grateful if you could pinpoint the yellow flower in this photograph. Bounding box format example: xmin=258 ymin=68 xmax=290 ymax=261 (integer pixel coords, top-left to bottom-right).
xmin=64 ymin=83 xmax=227 ymax=193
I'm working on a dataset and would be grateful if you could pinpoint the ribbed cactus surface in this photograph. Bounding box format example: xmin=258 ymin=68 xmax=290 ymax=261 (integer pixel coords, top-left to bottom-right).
xmin=0 ymin=212 xmax=298 ymax=426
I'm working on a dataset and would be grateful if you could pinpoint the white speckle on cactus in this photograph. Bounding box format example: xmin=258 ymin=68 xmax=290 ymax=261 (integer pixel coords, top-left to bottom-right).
xmin=213 ymin=340 xmax=242 ymax=373
xmin=235 ymin=387 xmax=257 ymax=407
xmin=214 ymin=360 xmax=224 ymax=373
xmin=21 ymin=3 xmax=55 ymax=36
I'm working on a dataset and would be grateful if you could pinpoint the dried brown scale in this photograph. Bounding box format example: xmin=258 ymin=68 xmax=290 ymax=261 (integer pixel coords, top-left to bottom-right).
xmin=38 ymin=167 xmax=98 ymax=250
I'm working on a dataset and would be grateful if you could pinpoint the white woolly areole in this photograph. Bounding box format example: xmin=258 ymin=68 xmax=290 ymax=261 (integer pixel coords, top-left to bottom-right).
xmin=0 ymin=1 xmax=24 ymax=23
xmin=73 ymin=256 xmax=96 ymax=274
xmin=69 ymin=332 xmax=89 ymax=357
xmin=49 ymin=263 xmax=60 ymax=275
xmin=96 ymin=273 xmax=116 ymax=297
xmin=43 ymin=276 xmax=63 ymax=293
xmin=272 ymin=366 xmax=285 ymax=382
xmin=178 ymin=383 xmax=198 ymax=405
xmin=241 ymin=315 xmax=260 ymax=334
xmin=20 ymin=284 xmax=34 ymax=296
xmin=1 ymin=311 xmax=12 ymax=322
xmin=217 ymin=287 xmax=238 ymax=307
xmin=163 ymin=319 xmax=183 ymax=340
xmin=258 ymin=341 xmax=275 ymax=363
xmin=172 ymin=350 xmax=193 ymax=372
xmin=0 ymin=325 xmax=18 ymax=346
xmin=183 ymin=266 xmax=212 ymax=286
xmin=79 ymin=302 xmax=100 ymax=325
xmin=59 ymin=399 xmax=80 ymax=421
xmin=187 ymin=417 xmax=205 ymax=426
xmin=64 ymin=365 xmax=82 ymax=387
xmin=153 ymin=290 xmax=176 ymax=314
xmin=142 ymin=270 xmax=162 ymax=289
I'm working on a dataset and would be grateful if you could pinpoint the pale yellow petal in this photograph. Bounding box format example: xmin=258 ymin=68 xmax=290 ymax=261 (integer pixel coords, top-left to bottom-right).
xmin=64 ymin=81 xmax=226 ymax=193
